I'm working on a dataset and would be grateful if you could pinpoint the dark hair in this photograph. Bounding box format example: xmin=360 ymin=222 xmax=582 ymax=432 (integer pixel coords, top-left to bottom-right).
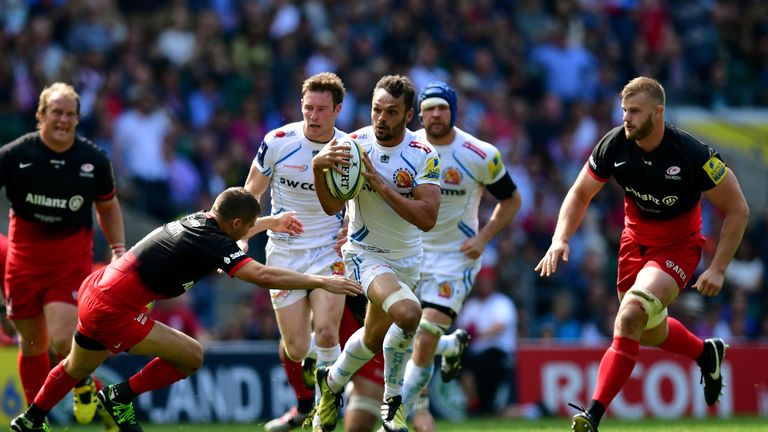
xmin=374 ymin=75 xmax=416 ymax=110
xmin=302 ymin=72 xmax=346 ymax=107
xmin=212 ymin=187 xmax=261 ymax=222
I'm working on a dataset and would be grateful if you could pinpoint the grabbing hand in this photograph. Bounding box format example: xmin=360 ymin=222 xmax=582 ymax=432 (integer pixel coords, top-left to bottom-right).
xmin=312 ymin=139 xmax=350 ymax=174
xmin=360 ymin=151 xmax=384 ymax=192
xmin=535 ymin=239 xmax=570 ymax=277
xmin=271 ymin=211 xmax=304 ymax=235
xmin=320 ymin=275 xmax=363 ymax=296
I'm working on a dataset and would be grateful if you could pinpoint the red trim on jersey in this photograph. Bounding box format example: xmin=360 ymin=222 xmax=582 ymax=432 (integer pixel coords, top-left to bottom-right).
xmin=624 ymin=199 xmax=703 ymax=247
xmin=227 ymin=257 xmax=253 ymax=277
xmin=462 ymin=141 xmax=487 ymax=158
xmin=586 ymin=163 xmax=609 ymax=182
xmin=96 ymin=187 xmax=116 ymax=201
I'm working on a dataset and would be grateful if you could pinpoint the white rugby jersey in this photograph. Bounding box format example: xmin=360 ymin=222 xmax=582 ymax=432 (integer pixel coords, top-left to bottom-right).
xmin=253 ymin=121 xmax=345 ymax=249
xmin=346 ymin=126 xmax=441 ymax=258
xmin=415 ymin=127 xmax=506 ymax=253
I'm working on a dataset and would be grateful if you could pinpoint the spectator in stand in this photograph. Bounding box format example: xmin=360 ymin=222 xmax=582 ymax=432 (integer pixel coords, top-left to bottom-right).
xmin=456 ymin=266 xmax=518 ymax=416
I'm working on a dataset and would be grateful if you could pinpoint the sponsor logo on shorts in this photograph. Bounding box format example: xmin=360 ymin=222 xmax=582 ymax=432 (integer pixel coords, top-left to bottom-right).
xmin=283 ymin=164 xmax=308 ymax=172
xmin=271 ymin=290 xmax=290 ymax=301
xmin=665 ymin=260 xmax=687 ymax=281
xmin=438 ymin=282 xmax=452 ymax=298
xmin=330 ymin=261 xmax=345 ymax=276
xmin=134 ymin=313 xmax=148 ymax=325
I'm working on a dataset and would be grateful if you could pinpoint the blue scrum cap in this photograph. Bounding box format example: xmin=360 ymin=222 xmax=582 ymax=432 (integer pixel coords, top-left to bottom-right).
xmin=418 ymin=81 xmax=458 ymax=127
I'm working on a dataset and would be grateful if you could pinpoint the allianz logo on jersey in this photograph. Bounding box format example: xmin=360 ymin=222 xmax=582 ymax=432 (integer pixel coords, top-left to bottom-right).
xmin=25 ymin=193 xmax=84 ymax=211
xmin=279 ymin=177 xmax=315 ymax=191
xmin=624 ymin=187 xmax=678 ymax=206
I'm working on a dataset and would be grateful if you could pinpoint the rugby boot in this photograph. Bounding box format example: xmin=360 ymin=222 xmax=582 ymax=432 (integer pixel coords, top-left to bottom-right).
xmin=73 ymin=376 xmax=99 ymax=424
xmin=10 ymin=412 xmax=50 ymax=432
xmin=381 ymin=395 xmax=407 ymax=432
xmin=97 ymin=384 xmax=143 ymax=432
xmin=264 ymin=406 xmax=308 ymax=432
xmin=315 ymin=366 xmax=342 ymax=431
xmin=302 ymin=357 xmax=317 ymax=388
xmin=568 ymin=403 xmax=599 ymax=432
xmin=440 ymin=329 xmax=470 ymax=382
xmin=700 ymin=338 xmax=728 ymax=406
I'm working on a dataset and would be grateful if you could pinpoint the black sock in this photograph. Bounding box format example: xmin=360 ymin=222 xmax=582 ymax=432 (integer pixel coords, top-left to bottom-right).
xmin=297 ymin=397 xmax=314 ymax=415
xmin=588 ymin=400 xmax=605 ymax=425
xmin=696 ymin=340 xmax=711 ymax=369
xmin=26 ymin=403 xmax=48 ymax=425
xmin=76 ymin=376 xmax=93 ymax=387
xmin=113 ymin=381 xmax=138 ymax=404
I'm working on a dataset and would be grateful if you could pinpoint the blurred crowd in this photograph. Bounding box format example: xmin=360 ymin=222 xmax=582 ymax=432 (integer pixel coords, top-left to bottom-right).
xmin=1 ymin=0 xmax=767 ymax=350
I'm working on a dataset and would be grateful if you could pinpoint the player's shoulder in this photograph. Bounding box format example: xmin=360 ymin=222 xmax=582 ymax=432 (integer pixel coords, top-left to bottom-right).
xmin=0 ymin=132 xmax=38 ymax=154
xmin=664 ymin=123 xmax=708 ymax=150
xmin=263 ymin=121 xmax=304 ymax=146
xmin=454 ymin=127 xmax=499 ymax=161
xmin=349 ymin=126 xmax=374 ymax=145
xmin=403 ymin=129 xmax=436 ymax=156
xmin=73 ymin=136 xmax=110 ymax=159
xmin=597 ymin=125 xmax=625 ymax=148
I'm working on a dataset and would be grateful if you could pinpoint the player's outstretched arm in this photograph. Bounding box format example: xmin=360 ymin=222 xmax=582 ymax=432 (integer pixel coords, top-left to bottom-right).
xmin=234 ymin=260 xmax=362 ymax=296
xmin=535 ymin=164 xmax=604 ymax=277
xmin=694 ymin=170 xmax=749 ymax=297
xmin=312 ymin=140 xmax=348 ymax=215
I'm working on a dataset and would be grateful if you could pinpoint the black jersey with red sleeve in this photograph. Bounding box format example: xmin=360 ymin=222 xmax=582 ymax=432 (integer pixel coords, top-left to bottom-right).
xmin=587 ymin=124 xmax=727 ymax=246
xmin=0 ymin=132 xmax=116 ymax=236
xmin=121 ymin=211 xmax=252 ymax=300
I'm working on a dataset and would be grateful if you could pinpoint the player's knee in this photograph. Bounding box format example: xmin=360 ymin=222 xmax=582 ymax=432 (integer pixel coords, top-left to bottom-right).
xmin=179 ymin=340 xmax=204 ymax=374
xmin=282 ymin=339 xmax=310 ymax=362
xmin=313 ymin=325 xmax=338 ymax=347
xmin=382 ymin=283 xmax=421 ymax=331
xmin=619 ymin=288 xmax=667 ymax=334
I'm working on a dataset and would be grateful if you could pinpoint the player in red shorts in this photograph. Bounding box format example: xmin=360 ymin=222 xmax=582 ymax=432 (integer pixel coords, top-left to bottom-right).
xmin=0 ymin=83 xmax=127 ymax=427
xmin=0 ymin=232 xmax=16 ymax=345
xmin=9 ymin=187 xmax=361 ymax=432
xmin=536 ymin=77 xmax=749 ymax=432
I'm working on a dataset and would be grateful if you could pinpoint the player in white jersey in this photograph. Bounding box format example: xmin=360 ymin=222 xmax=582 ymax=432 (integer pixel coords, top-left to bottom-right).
xmin=311 ymin=75 xmax=441 ymax=432
xmin=244 ymin=72 xmax=347 ymax=431
xmin=402 ymin=82 xmax=522 ymax=432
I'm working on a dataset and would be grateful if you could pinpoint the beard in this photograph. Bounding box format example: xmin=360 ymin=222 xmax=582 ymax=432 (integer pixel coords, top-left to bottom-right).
xmin=374 ymin=115 xmax=407 ymax=142
xmin=426 ymin=122 xmax=451 ymax=140
xmin=624 ymin=114 xmax=654 ymax=140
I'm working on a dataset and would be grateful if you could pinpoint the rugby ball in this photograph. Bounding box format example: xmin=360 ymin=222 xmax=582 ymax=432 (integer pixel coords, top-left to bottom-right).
xmin=324 ymin=136 xmax=365 ymax=200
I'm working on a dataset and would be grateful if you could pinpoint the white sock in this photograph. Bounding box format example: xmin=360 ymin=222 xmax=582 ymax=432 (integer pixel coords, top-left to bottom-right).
xmin=383 ymin=323 xmax=415 ymax=400
xmin=306 ymin=332 xmax=318 ymax=360
xmin=435 ymin=332 xmax=459 ymax=357
xmin=316 ymin=344 xmax=340 ymax=367
xmin=328 ymin=328 xmax=375 ymax=393
xmin=402 ymin=360 xmax=433 ymax=410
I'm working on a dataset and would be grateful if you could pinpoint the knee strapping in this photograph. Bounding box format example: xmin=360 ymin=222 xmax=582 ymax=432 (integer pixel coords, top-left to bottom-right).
xmin=347 ymin=394 xmax=381 ymax=416
xmin=381 ymin=282 xmax=419 ymax=313
xmin=623 ymin=287 xmax=668 ymax=330
xmin=418 ymin=319 xmax=449 ymax=337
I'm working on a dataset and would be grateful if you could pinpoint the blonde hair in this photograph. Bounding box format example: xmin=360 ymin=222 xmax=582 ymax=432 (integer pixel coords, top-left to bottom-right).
xmin=302 ymin=72 xmax=346 ymax=107
xmin=36 ymin=82 xmax=81 ymax=125
xmin=621 ymin=76 xmax=665 ymax=106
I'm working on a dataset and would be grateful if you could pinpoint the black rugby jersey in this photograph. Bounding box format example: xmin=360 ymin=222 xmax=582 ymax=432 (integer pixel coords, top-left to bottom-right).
xmin=0 ymin=132 xmax=115 ymax=234
xmin=588 ymin=124 xmax=726 ymax=245
xmin=127 ymin=211 xmax=252 ymax=298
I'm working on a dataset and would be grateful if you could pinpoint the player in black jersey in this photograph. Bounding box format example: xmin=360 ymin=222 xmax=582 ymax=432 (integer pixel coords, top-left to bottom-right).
xmin=0 ymin=82 xmax=126 ymax=429
xmin=10 ymin=187 xmax=362 ymax=432
xmin=536 ymin=77 xmax=749 ymax=432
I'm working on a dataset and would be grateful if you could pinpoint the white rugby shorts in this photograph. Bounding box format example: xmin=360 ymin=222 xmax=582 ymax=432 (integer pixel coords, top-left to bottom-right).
xmin=266 ymin=241 xmax=345 ymax=309
xmin=415 ymin=251 xmax=480 ymax=315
